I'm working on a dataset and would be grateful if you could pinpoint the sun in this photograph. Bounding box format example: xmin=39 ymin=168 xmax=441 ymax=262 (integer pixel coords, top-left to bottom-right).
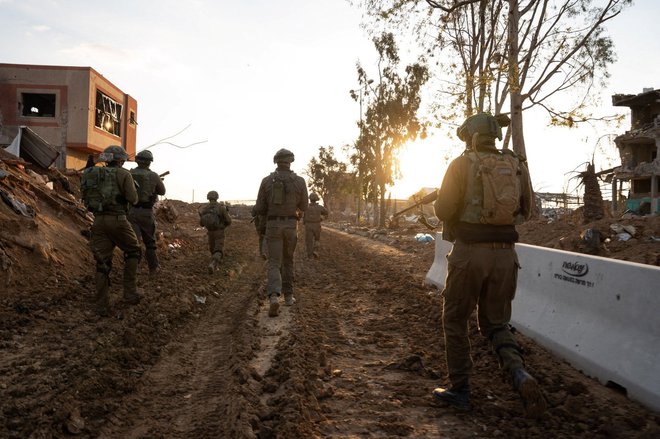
xmin=391 ymin=135 xmax=452 ymax=199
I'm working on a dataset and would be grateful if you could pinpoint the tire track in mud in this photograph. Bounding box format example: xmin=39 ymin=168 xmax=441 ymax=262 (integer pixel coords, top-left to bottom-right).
xmin=251 ymin=227 xmax=478 ymax=437
xmin=94 ymin=219 xmax=660 ymax=438
xmin=97 ymin=221 xmax=267 ymax=438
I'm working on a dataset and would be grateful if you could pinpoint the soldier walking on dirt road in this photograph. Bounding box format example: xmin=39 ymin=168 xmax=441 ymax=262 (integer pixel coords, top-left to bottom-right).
xmin=198 ymin=191 xmax=232 ymax=273
xmin=303 ymin=192 xmax=328 ymax=258
xmin=128 ymin=150 xmax=166 ymax=276
xmin=254 ymin=148 xmax=308 ymax=317
xmin=432 ymin=113 xmax=546 ymax=418
xmin=81 ymin=145 xmax=142 ymax=316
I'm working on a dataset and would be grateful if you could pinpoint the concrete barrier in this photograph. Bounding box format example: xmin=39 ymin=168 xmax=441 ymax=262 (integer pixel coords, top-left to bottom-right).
xmin=425 ymin=233 xmax=660 ymax=412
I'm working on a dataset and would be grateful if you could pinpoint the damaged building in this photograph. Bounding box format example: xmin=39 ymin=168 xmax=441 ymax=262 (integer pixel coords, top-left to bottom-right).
xmin=611 ymin=88 xmax=660 ymax=215
xmin=0 ymin=63 xmax=137 ymax=170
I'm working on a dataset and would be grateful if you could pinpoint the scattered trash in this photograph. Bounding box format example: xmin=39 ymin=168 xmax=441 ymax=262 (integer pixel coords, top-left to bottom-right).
xmin=414 ymin=233 xmax=435 ymax=242
xmin=193 ymin=294 xmax=206 ymax=304
xmin=0 ymin=188 xmax=36 ymax=218
xmin=611 ymin=223 xmax=636 ymax=236
xmin=616 ymin=232 xmax=632 ymax=242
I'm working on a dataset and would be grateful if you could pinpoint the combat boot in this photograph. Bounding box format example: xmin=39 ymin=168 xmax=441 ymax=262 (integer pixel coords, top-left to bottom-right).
xmin=284 ymin=295 xmax=296 ymax=306
xmin=512 ymin=368 xmax=546 ymax=418
xmin=123 ymin=255 xmax=140 ymax=304
xmin=268 ymin=295 xmax=280 ymax=317
xmin=432 ymin=384 xmax=471 ymax=410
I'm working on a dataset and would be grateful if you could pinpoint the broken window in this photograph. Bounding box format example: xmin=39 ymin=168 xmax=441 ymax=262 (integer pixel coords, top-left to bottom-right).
xmin=129 ymin=111 xmax=137 ymax=126
xmin=95 ymin=90 xmax=122 ymax=137
xmin=21 ymin=93 xmax=56 ymax=117
xmin=631 ymin=178 xmax=660 ymax=196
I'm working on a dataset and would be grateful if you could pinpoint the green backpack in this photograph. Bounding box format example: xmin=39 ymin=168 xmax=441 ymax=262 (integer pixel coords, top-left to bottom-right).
xmin=199 ymin=203 xmax=223 ymax=230
xmin=130 ymin=168 xmax=157 ymax=204
xmin=460 ymin=150 xmax=522 ymax=225
xmin=81 ymin=166 xmax=121 ymax=213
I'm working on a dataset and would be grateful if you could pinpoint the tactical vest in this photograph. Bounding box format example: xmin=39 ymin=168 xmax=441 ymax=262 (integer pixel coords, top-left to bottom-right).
xmin=267 ymin=171 xmax=299 ymax=216
xmin=459 ymin=150 xmax=522 ymax=225
xmin=199 ymin=202 xmax=227 ymax=231
xmin=81 ymin=166 xmax=122 ymax=213
xmin=304 ymin=204 xmax=324 ymax=223
xmin=130 ymin=167 xmax=158 ymax=205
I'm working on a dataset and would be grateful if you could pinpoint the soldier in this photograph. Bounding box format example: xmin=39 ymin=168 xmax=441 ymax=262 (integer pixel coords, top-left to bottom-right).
xmin=198 ymin=190 xmax=232 ymax=273
xmin=303 ymin=192 xmax=328 ymax=258
xmin=254 ymin=148 xmax=308 ymax=317
xmin=251 ymin=204 xmax=267 ymax=259
xmin=431 ymin=113 xmax=545 ymax=418
xmin=80 ymin=145 xmax=141 ymax=316
xmin=128 ymin=150 xmax=166 ymax=275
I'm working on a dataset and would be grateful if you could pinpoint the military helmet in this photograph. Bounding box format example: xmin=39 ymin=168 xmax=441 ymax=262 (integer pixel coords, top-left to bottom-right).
xmin=135 ymin=150 xmax=153 ymax=162
xmin=456 ymin=113 xmax=503 ymax=143
xmin=207 ymin=190 xmax=219 ymax=201
xmin=103 ymin=145 xmax=128 ymax=162
xmin=309 ymin=192 xmax=319 ymax=202
xmin=273 ymin=148 xmax=295 ymax=164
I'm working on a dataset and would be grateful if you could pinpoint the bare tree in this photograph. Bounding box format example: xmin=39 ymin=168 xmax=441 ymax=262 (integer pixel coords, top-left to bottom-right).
xmin=356 ymin=0 xmax=631 ymax=157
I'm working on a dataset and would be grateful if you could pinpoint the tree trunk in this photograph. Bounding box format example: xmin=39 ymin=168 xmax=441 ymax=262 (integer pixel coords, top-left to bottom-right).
xmin=507 ymin=0 xmax=527 ymax=158
xmin=582 ymin=162 xmax=604 ymax=223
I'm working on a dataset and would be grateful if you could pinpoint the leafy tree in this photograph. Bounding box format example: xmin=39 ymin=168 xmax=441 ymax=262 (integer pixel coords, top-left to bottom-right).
xmin=352 ymin=32 xmax=429 ymax=227
xmin=356 ymin=0 xmax=631 ymax=158
xmin=305 ymin=146 xmax=349 ymax=212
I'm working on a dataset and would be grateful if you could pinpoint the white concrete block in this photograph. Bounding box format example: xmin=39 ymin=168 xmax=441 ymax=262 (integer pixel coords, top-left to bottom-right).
xmin=425 ymin=239 xmax=660 ymax=412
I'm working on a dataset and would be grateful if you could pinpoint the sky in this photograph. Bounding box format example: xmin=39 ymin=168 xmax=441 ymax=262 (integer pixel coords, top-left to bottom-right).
xmin=1 ymin=0 xmax=659 ymax=203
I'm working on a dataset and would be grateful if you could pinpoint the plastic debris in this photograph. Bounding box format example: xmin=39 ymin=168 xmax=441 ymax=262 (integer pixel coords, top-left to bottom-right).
xmin=0 ymin=189 xmax=36 ymax=218
xmin=193 ymin=294 xmax=206 ymax=304
xmin=616 ymin=232 xmax=632 ymax=242
xmin=414 ymin=233 xmax=435 ymax=242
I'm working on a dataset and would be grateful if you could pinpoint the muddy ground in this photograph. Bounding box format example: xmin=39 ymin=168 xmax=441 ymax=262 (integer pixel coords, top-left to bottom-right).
xmin=1 ymin=159 xmax=660 ymax=438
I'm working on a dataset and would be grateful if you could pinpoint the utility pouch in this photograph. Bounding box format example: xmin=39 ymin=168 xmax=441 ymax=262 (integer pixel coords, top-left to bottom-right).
xmin=271 ymin=179 xmax=285 ymax=205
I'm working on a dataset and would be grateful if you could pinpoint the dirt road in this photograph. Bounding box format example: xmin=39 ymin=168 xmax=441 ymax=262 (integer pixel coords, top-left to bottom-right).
xmin=1 ymin=204 xmax=659 ymax=438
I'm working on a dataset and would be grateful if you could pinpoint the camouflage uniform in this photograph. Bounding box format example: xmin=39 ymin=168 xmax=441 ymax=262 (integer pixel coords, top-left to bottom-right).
xmin=303 ymin=200 xmax=328 ymax=258
xmin=251 ymin=204 xmax=267 ymax=259
xmin=433 ymin=123 xmax=540 ymax=413
xmin=199 ymin=199 xmax=232 ymax=270
xmin=254 ymin=154 xmax=308 ymax=307
xmin=129 ymin=159 xmax=166 ymax=274
xmin=83 ymin=158 xmax=141 ymax=316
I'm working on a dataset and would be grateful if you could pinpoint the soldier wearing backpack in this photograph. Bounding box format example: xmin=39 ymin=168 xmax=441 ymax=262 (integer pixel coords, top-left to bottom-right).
xmin=431 ymin=113 xmax=545 ymax=418
xmin=80 ymin=145 xmax=141 ymax=316
xmin=128 ymin=150 xmax=166 ymax=275
xmin=303 ymin=192 xmax=328 ymax=258
xmin=254 ymin=148 xmax=308 ymax=317
xmin=198 ymin=190 xmax=232 ymax=273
